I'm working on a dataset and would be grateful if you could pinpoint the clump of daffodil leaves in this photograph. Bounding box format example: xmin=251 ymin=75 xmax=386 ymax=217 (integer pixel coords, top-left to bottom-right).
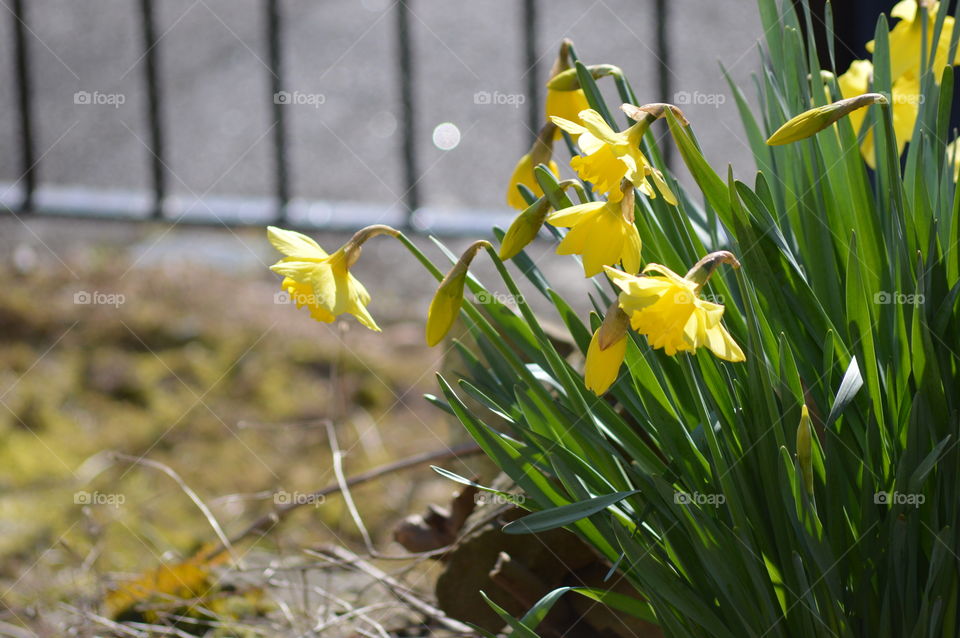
xmin=266 ymin=2 xmax=960 ymax=635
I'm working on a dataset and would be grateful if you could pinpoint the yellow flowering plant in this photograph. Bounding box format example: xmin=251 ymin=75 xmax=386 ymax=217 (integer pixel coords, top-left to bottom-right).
xmin=267 ymin=1 xmax=960 ymax=634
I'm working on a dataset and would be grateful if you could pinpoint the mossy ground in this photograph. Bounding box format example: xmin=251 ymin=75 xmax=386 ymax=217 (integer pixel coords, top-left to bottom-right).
xmin=0 ymin=229 xmax=484 ymax=633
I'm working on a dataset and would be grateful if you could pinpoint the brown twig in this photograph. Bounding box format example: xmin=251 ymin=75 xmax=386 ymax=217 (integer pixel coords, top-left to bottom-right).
xmin=216 ymin=441 xmax=483 ymax=556
xmin=308 ymin=544 xmax=474 ymax=634
xmin=110 ymin=453 xmax=240 ymax=566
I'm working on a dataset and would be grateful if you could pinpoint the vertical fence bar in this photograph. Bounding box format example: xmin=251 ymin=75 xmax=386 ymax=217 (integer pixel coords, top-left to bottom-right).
xmin=522 ymin=0 xmax=539 ymax=145
xmin=266 ymin=0 xmax=289 ymax=223
xmin=12 ymin=0 xmax=36 ymax=212
xmin=654 ymin=0 xmax=672 ymax=167
xmin=396 ymin=0 xmax=419 ymax=228
xmin=139 ymin=0 xmax=167 ymax=218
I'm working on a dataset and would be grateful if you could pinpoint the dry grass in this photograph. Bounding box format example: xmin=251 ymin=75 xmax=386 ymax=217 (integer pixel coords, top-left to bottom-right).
xmin=0 ymin=228 xmax=491 ymax=636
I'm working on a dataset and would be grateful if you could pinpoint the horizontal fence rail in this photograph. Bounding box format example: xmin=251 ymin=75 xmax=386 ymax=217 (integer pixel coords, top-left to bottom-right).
xmin=2 ymin=0 xmax=672 ymax=235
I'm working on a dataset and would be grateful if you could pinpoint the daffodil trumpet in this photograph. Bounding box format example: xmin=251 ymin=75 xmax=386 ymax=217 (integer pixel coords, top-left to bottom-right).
xmin=551 ymin=107 xmax=677 ymax=204
xmin=426 ymin=240 xmax=492 ymax=347
xmin=584 ymin=301 xmax=630 ymax=395
xmin=507 ymin=122 xmax=560 ymax=210
xmin=267 ymin=224 xmax=399 ymax=331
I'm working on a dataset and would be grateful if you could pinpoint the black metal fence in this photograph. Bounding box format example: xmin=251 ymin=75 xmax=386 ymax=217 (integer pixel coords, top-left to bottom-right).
xmin=5 ymin=0 xmax=671 ymax=233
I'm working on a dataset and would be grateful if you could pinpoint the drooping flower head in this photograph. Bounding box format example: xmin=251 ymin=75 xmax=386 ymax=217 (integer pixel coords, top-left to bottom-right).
xmin=551 ymin=107 xmax=676 ymax=205
xmin=543 ymin=40 xmax=596 ymax=139
xmin=547 ymin=181 xmax=641 ymax=277
xmin=506 ymin=122 xmax=560 ymax=210
xmin=425 ymin=240 xmax=491 ymax=347
xmin=267 ymin=225 xmax=397 ymax=331
xmin=584 ymin=302 xmax=630 ymax=395
xmin=604 ymin=252 xmax=745 ymax=362
xmin=545 ymin=87 xmax=590 ymax=133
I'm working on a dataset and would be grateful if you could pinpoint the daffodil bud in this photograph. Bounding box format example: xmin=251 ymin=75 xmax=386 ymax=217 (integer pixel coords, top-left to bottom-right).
xmin=507 ymin=123 xmax=559 ymax=210
xmin=500 ymin=196 xmax=551 ymax=260
xmin=585 ymin=302 xmax=630 ymax=395
xmin=684 ymin=251 xmax=741 ymax=291
xmin=766 ymin=93 xmax=888 ymax=145
xmin=797 ymin=405 xmax=814 ymax=496
xmin=547 ymin=64 xmax=622 ymax=91
xmin=425 ymin=240 xmax=491 ymax=347
xmin=620 ymin=102 xmax=690 ymax=127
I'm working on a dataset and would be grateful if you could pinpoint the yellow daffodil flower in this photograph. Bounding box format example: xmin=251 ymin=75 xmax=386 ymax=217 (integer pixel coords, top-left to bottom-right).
xmin=551 ymin=109 xmax=676 ymax=204
xmin=507 ymin=123 xmax=560 ymax=210
xmin=507 ymin=154 xmax=559 ymax=210
xmin=268 ymin=226 xmax=389 ymax=331
xmin=603 ymin=256 xmax=745 ymax=361
xmin=425 ymin=241 xmax=490 ymax=346
xmin=547 ymin=184 xmax=641 ymax=277
xmin=584 ymin=303 xmax=630 ymax=395
xmin=867 ymin=0 xmax=957 ymax=82
xmin=836 ymin=60 xmax=918 ymax=167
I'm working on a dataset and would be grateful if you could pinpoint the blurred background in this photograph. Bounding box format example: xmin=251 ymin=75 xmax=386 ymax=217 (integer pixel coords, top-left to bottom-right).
xmin=0 ymin=0 xmax=884 ymax=634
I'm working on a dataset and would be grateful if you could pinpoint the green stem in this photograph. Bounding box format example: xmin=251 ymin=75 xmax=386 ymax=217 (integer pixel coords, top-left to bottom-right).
xmin=394 ymin=233 xmax=552 ymax=400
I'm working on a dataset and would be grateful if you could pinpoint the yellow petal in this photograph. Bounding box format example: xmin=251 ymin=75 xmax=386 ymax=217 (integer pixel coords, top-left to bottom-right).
xmin=576 ymin=109 xmax=623 ymax=145
xmin=648 ymin=168 xmax=677 ymax=205
xmin=267 ymin=226 xmax=327 ymax=260
xmin=549 ymin=115 xmax=588 ymax=137
xmin=570 ymin=144 xmax=628 ymax=196
xmin=555 ymin=217 xmax=592 ymax=258
xmin=703 ymin=322 xmax=746 ymax=362
xmin=580 ymin=211 xmax=624 ymax=277
xmin=604 ymin=266 xmax=673 ymax=299
xmin=642 ymin=262 xmax=691 ymax=287
xmin=507 ymin=155 xmax=558 ymax=210
xmin=584 ymin=328 xmax=627 ymax=395
xmin=545 ymin=88 xmax=590 ymax=138
xmin=506 ymin=154 xmax=535 ymax=210
xmin=619 ymin=223 xmax=642 ymax=275
xmin=546 ymin=201 xmax=605 ymax=227
xmin=577 ymin=131 xmax=604 ymax=156
xmin=349 ymin=293 xmax=381 ymax=332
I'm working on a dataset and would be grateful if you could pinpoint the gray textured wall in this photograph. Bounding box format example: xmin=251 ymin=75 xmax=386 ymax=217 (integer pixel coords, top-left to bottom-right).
xmin=0 ymin=1 xmax=763 ymax=215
